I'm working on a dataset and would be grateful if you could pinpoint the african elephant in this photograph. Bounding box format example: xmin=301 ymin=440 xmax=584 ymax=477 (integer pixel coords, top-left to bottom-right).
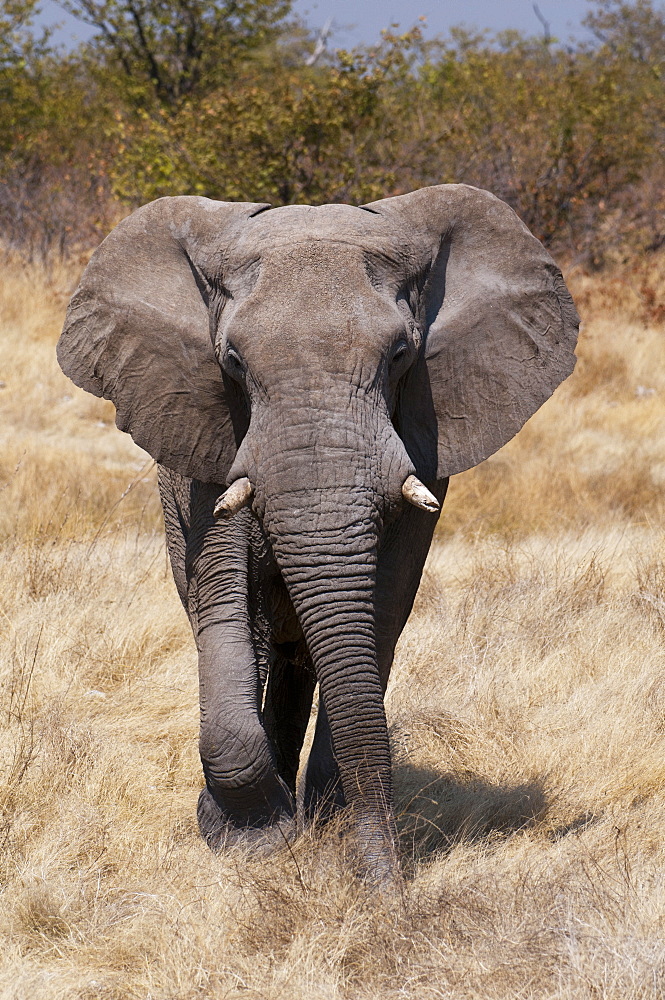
xmin=56 ymin=184 xmax=578 ymax=884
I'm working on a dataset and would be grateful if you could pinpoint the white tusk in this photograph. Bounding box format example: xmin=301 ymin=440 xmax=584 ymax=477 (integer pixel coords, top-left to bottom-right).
xmin=213 ymin=477 xmax=254 ymax=520
xmin=402 ymin=475 xmax=440 ymax=513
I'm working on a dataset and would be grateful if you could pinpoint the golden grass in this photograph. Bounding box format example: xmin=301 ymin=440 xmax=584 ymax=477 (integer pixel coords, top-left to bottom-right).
xmin=1 ymin=253 xmax=665 ymax=998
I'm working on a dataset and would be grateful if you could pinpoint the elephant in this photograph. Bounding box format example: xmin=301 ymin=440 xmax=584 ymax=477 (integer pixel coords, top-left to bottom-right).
xmin=56 ymin=184 xmax=579 ymax=884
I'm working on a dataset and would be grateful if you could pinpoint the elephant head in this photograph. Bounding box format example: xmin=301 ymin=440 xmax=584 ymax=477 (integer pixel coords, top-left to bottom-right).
xmin=57 ymin=185 xmax=578 ymax=880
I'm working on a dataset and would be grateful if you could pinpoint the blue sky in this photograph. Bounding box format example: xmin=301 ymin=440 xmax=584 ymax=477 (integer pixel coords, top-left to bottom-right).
xmin=295 ymin=0 xmax=593 ymax=48
xmin=38 ymin=0 xmax=595 ymax=50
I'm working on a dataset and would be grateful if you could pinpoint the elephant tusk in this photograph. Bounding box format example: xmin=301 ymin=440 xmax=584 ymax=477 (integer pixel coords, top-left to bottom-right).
xmin=402 ymin=475 xmax=440 ymax=513
xmin=213 ymin=477 xmax=254 ymax=520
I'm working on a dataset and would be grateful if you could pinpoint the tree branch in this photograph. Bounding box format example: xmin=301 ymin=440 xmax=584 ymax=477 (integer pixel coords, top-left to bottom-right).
xmin=532 ymin=3 xmax=551 ymax=45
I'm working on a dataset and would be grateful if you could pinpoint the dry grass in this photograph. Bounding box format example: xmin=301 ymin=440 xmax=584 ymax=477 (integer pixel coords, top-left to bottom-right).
xmin=1 ymin=252 xmax=665 ymax=998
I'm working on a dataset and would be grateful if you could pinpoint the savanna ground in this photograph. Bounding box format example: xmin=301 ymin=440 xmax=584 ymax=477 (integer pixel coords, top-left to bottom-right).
xmin=1 ymin=253 xmax=665 ymax=999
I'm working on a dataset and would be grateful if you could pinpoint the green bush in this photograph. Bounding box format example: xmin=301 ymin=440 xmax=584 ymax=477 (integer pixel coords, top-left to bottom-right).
xmin=0 ymin=0 xmax=663 ymax=264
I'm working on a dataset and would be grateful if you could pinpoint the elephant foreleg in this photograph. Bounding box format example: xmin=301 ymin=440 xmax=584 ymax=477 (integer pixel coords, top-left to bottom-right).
xmin=184 ymin=482 xmax=295 ymax=843
xmin=158 ymin=466 xmax=192 ymax=613
xmin=262 ymin=641 xmax=316 ymax=796
xmin=373 ymin=479 xmax=449 ymax=686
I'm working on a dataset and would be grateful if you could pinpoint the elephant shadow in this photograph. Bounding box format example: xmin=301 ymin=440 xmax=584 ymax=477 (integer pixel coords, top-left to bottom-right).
xmin=392 ymin=762 xmax=548 ymax=866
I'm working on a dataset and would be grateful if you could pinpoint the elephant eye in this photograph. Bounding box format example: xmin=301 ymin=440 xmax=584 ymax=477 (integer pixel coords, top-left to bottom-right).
xmin=391 ymin=342 xmax=409 ymax=364
xmin=226 ymin=346 xmax=244 ymax=371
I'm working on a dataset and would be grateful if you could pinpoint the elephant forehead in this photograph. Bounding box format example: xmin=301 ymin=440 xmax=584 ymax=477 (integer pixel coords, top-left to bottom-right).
xmin=228 ymin=203 xmax=410 ymax=263
xmin=221 ymin=243 xmax=405 ymax=374
xmin=249 ymin=202 xmax=392 ymax=238
xmin=257 ymin=242 xmax=374 ymax=299
xmin=234 ymin=244 xmax=398 ymax=320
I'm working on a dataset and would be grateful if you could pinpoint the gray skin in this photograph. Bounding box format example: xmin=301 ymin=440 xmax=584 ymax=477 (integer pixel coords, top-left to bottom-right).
xmin=56 ymin=185 xmax=579 ymax=884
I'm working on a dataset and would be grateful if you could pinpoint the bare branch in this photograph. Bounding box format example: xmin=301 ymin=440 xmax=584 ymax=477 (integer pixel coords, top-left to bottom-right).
xmin=533 ymin=3 xmax=551 ymax=45
xmin=305 ymin=16 xmax=332 ymax=67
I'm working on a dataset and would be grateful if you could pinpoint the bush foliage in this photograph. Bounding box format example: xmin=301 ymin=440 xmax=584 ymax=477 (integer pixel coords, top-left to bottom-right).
xmin=1 ymin=0 xmax=663 ymax=264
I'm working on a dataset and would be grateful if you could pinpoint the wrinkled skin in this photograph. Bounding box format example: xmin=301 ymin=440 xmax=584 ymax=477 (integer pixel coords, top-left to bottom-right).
xmin=57 ymin=185 xmax=579 ymax=884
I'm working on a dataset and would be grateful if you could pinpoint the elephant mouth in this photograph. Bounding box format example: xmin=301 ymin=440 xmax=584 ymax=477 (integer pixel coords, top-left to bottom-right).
xmin=213 ymin=473 xmax=439 ymax=521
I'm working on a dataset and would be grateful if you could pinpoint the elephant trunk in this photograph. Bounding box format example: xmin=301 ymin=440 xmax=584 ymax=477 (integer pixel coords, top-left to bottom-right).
xmin=246 ymin=396 xmax=414 ymax=881
xmin=266 ymin=486 xmax=396 ymax=880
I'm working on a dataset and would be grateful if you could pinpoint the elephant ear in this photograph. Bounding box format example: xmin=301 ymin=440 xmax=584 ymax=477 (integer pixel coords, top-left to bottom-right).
xmin=364 ymin=184 xmax=579 ymax=479
xmin=57 ymin=195 xmax=269 ymax=483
